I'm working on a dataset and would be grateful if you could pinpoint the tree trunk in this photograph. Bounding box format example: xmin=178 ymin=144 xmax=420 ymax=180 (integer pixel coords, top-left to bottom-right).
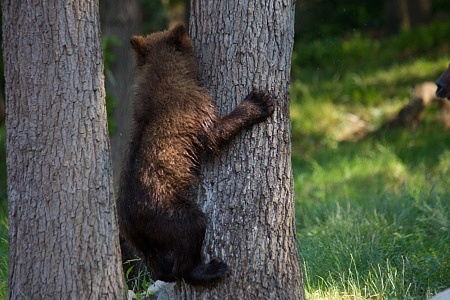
xmin=384 ymin=0 xmax=432 ymax=34
xmin=407 ymin=0 xmax=432 ymax=28
xmin=162 ymin=0 xmax=304 ymax=299
xmin=3 ymin=1 xmax=125 ymax=298
xmin=384 ymin=0 xmax=410 ymax=34
xmin=100 ymin=1 xmax=141 ymax=188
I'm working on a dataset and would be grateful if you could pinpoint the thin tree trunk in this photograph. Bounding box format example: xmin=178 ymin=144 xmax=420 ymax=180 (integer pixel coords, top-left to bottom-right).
xmin=100 ymin=1 xmax=141 ymax=188
xmin=3 ymin=0 xmax=125 ymax=298
xmin=162 ymin=0 xmax=304 ymax=299
xmin=407 ymin=0 xmax=431 ymax=27
xmin=384 ymin=0 xmax=410 ymax=34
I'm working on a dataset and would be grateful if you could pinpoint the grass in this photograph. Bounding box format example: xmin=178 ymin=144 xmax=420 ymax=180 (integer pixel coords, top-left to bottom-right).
xmin=297 ymin=184 xmax=449 ymax=299
xmin=294 ymin=118 xmax=450 ymax=298
xmin=292 ymin=22 xmax=450 ymax=299
xmin=1 ymin=22 xmax=450 ymax=299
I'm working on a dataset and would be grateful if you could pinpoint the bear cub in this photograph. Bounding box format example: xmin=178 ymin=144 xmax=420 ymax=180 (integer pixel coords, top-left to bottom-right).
xmin=117 ymin=24 xmax=275 ymax=285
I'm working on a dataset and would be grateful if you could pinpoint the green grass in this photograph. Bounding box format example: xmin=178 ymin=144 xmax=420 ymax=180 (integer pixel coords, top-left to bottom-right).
xmin=291 ymin=57 xmax=450 ymax=154
xmin=292 ymin=22 xmax=450 ymax=299
xmin=293 ymin=119 xmax=450 ymax=299
xmin=297 ymin=179 xmax=449 ymax=299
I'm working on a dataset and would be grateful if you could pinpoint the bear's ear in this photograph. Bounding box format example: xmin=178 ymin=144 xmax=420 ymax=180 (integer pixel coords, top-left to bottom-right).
xmin=130 ymin=35 xmax=147 ymax=55
xmin=130 ymin=35 xmax=147 ymax=66
xmin=167 ymin=24 xmax=192 ymax=52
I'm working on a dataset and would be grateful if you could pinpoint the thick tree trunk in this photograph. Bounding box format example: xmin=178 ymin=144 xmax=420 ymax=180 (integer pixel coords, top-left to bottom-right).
xmin=3 ymin=0 xmax=125 ymax=298
xmin=161 ymin=0 xmax=305 ymax=299
xmin=100 ymin=1 xmax=141 ymax=188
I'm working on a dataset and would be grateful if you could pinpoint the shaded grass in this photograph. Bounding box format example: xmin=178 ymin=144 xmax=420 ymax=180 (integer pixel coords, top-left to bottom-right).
xmin=293 ymin=20 xmax=450 ymax=71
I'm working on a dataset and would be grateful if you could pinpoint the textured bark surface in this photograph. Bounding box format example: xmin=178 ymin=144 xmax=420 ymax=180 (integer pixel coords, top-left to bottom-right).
xmin=100 ymin=1 xmax=141 ymax=187
xmin=162 ymin=0 xmax=305 ymax=299
xmin=3 ymin=0 xmax=125 ymax=298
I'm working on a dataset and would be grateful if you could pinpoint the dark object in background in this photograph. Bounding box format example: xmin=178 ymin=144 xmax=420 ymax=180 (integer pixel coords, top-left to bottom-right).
xmin=435 ymin=63 xmax=450 ymax=100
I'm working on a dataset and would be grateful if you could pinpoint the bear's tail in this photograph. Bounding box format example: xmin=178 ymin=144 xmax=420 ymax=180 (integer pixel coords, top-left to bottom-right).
xmin=183 ymin=259 xmax=229 ymax=286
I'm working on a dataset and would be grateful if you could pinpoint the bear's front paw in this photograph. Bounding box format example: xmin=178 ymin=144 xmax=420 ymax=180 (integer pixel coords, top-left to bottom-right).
xmin=244 ymin=88 xmax=275 ymax=122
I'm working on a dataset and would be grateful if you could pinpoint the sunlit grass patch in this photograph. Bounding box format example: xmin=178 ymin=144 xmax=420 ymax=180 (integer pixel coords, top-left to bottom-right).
xmin=297 ymin=187 xmax=449 ymax=299
xmin=302 ymin=256 xmax=438 ymax=300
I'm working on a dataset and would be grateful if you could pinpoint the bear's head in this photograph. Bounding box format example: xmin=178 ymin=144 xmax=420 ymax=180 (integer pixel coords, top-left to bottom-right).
xmin=130 ymin=24 xmax=195 ymax=73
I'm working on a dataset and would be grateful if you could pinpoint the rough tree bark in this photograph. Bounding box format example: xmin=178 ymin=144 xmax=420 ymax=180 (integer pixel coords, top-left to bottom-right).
xmin=3 ymin=0 xmax=125 ymax=298
xmin=100 ymin=0 xmax=141 ymax=188
xmin=161 ymin=0 xmax=305 ymax=299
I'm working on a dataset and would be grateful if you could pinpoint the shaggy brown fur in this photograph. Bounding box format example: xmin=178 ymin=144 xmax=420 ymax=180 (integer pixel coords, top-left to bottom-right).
xmin=117 ymin=24 xmax=274 ymax=285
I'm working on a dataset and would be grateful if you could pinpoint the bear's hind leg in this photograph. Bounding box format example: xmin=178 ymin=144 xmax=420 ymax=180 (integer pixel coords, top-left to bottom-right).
xmin=172 ymin=243 xmax=229 ymax=285
xmin=147 ymin=252 xmax=177 ymax=282
xmin=162 ymin=203 xmax=228 ymax=285
xmin=171 ymin=222 xmax=229 ymax=285
xmin=171 ymin=218 xmax=204 ymax=278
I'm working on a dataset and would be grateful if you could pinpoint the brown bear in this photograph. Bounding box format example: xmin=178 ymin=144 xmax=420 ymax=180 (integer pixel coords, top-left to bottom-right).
xmin=117 ymin=24 xmax=274 ymax=286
